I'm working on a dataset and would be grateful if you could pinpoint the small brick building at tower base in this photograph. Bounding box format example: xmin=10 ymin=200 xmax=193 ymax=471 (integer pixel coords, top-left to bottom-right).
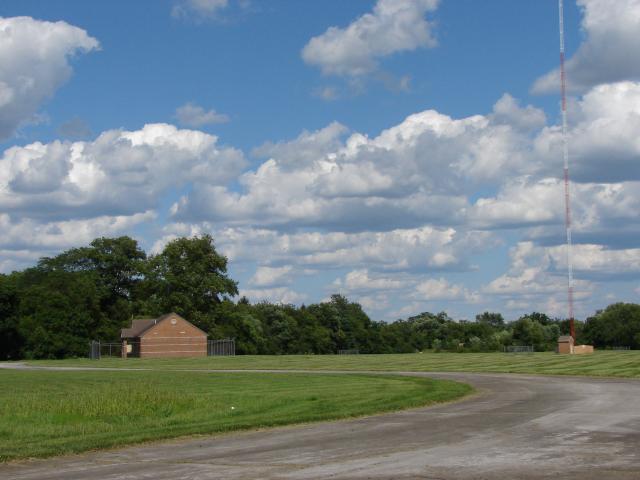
xmin=121 ymin=313 xmax=207 ymax=358
xmin=557 ymin=335 xmax=594 ymax=355
xmin=558 ymin=335 xmax=574 ymax=354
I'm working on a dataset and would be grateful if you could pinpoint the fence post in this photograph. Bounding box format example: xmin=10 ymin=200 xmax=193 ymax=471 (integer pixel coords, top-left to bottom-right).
xmin=89 ymin=340 xmax=101 ymax=360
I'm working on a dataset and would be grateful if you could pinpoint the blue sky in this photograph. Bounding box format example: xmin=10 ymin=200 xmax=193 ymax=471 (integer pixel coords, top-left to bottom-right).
xmin=0 ymin=0 xmax=580 ymax=149
xmin=0 ymin=0 xmax=638 ymax=321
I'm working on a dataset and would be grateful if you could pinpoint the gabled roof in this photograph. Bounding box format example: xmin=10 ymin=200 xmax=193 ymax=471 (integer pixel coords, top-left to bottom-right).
xmin=121 ymin=313 xmax=207 ymax=338
xmin=558 ymin=335 xmax=574 ymax=342
xmin=121 ymin=318 xmax=157 ymax=338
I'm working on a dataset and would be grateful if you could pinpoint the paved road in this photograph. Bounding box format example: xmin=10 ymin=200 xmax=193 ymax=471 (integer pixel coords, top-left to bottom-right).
xmin=2 ymin=367 xmax=639 ymax=479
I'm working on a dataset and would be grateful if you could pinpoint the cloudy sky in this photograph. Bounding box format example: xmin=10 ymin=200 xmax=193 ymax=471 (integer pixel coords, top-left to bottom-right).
xmin=1 ymin=0 xmax=639 ymax=321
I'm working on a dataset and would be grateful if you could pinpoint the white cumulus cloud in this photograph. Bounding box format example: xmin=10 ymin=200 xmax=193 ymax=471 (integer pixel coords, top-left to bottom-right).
xmin=0 ymin=16 xmax=99 ymax=140
xmin=0 ymin=123 xmax=246 ymax=221
xmin=175 ymin=102 xmax=230 ymax=127
xmin=414 ymin=277 xmax=479 ymax=303
xmin=250 ymin=265 xmax=293 ymax=288
xmin=172 ymin=0 xmax=229 ymax=19
xmin=0 ymin=211 xmax=155 ymax=272
xmin=171 ymin=100 xmax=544 ymax=230
xmin=302 ymin=0 xmax=439 ymax=77
xmin=532 ymin=0 xmax=640 ymax=94
xmin=333 ymin=269 xmax=406 ymax=292
xmin=472 ymin=178 xmax=640 ymax=248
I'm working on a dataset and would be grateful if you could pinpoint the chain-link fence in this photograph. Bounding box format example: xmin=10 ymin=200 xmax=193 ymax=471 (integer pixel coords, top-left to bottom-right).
xmin=89 ymin=340 xmax=124 ymax=360
xmin=90 ymin=338 xmax=235 ymax=358
xmin=504 ymin=345 xmax=534 ymax=353
xmin=208 ymin=338 xmax=235 ymax=356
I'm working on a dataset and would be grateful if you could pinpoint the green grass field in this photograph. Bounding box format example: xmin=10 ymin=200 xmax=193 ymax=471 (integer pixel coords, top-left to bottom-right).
xmin=0 ymin=370 xmax=470 ymax=461
xmin=26 ymin=350 xmax=640 ymax=377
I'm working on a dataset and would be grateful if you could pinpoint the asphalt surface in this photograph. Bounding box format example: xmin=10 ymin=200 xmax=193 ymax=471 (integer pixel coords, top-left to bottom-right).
xmin=1 ymin=366 xmax=639 ymax=479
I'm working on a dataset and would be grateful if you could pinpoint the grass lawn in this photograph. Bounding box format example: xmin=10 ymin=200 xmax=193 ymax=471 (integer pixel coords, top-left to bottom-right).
xmin=0 ymin=370 xmax=470 ymax=461
xmin=25 ymin=350 xmax=640 ymax=378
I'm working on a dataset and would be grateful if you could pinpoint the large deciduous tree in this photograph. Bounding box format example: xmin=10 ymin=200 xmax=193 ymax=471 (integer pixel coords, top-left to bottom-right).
xmin=38 ymin=236 xmax=148 ymax=332
xmin=16 ymin=269 xmax=106 ymax=358
xmin=584 ymin=303 xmax=640 ymax=349
xmin=475 ymin=312 xmax=505 ymax=329
xmin=0 ymin=273 xmax=22 ymax=359
xmin=146 ymin=235 xmax=238 ymax=330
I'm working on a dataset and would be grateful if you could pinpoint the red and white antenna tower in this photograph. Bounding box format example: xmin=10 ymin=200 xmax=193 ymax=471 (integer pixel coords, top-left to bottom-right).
xmin=558 ymin=0 xmax=575 ymax=339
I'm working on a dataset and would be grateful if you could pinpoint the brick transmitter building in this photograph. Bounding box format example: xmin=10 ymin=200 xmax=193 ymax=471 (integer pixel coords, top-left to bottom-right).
xmin=121 ymin=313 xmax=207 ymax=358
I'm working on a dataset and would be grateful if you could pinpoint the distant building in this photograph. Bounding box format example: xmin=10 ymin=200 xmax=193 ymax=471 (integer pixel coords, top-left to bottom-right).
xmin=121 ymin=313 xmax=207 ymax=358
xmin=557 ymin=335 xmax=574 ymax=354
xmin=557 ymin=335 xmax=594 ymax=355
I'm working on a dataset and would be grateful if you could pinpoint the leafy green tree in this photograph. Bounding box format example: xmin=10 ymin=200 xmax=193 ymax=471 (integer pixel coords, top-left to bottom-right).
xmin=253 ymin=303 xmax=298 ymax=354
xmin=467 ymin=336 xmax=483 ymax=352
xmin=17 ymin=269 xmax=106 ymax=358
xmin=510 ymin=314 xmax=559 ymax=351
xmin=211 ymin=300 xmax=266 ymax=354
xmin=305 ymin=295 xmax=378 ymax=353
xmin=146 ymin=235 xmax=238 ymax=330
xmin=519 ymin=311 xmax=552 ymax=326
xmin=511 ymin=317 xmax=547 ymax=351
xmin=307 ymin=299 xmax=346 ymax=352
xmin=583 ymin=303 xmax=640 ymax=349
xmin=38 ymin=236 xmax=147 ymax=337
xmin=289 ymin=306 xmax=333 ymax=354
xmin=376 ymin=319 xmax=414 ymax=353
xmin=329 ymin=295 xmax=376 ymax=352
xmin=0 ymin=273 xmax=22 ymax=359
xmin=475 ymin=311 xmax=505 ymax=329
xmin=406 ymin=312 xmax=445 ymax=350
xmin=492 ymin=330 xmax=513 ymax=349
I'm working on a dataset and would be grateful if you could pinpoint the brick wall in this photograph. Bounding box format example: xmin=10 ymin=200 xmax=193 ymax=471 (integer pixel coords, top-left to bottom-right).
xmin=573 ymin=345 xmax=594 ymax=354
xmin=558 ymin=342 xmax=573 ymax=354
xmin=140 ymin=315 xmax=207 ymax=358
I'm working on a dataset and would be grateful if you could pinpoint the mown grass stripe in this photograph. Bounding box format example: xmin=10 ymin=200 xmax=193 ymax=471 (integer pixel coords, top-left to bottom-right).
xmin=0 ymin=370 xmax=470 ymax=461
xmin=26 ymin=350 xmax=640 ymax=378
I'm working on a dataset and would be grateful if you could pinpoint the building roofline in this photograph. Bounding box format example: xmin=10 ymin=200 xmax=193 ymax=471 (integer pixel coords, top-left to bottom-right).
xmin=138 ymin=312 xmax=208 ymax=338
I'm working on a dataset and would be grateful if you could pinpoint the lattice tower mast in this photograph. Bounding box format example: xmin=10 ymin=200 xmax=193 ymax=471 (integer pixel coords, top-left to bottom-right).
xmin=558 ymin=0 xmax=575 ymax=339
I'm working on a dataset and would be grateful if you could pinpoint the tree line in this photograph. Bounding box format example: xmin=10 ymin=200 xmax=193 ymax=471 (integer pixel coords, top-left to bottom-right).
xmin=0 ymin=235 xmax=638 ymax=359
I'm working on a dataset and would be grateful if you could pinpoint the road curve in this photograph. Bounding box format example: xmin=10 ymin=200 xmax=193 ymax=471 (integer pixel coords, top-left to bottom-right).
xmin=1 ymin=369 xmax=640 ymax=479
